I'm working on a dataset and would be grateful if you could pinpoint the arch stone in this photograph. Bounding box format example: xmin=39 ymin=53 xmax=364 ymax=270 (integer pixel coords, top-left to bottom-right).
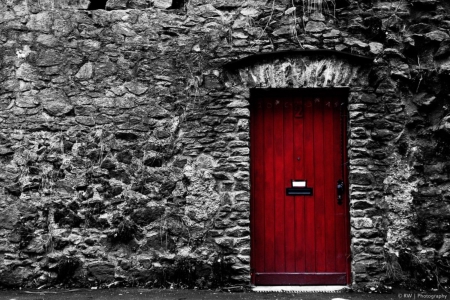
xmin=224 ymin=50 xmax=373 ymax=89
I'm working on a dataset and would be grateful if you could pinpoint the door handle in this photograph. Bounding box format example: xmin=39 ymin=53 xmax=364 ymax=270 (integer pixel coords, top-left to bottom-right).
xmin=337 ymin=180 xmax=344 ymax=205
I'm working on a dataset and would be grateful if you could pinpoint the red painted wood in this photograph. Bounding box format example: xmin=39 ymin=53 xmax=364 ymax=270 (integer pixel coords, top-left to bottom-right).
xmin=334 ymin=96 xmax=346 ymax=273
xmin=263 ymin=97 xmax=275 ymax=272
xmin=293 ymin=96 xmax=305 ymax=273
xmin=252 ymin=97 xmax=266 ymax=275
xmin=324 ymin=98 xmax=337 ymax=272
xmin=274 ymin=97 xmax=285 ymax=272
xmin=254 ymin=273 xmax=347 ymax=285
xmin=303 ymin=96 xmax=315 ymax=273
xmin=251 ymin=89 xmax=349 ymax=285
xmin=314 ymin=97 xmax=326 ymax=272
xmin=284 ymin=97 xmax=296 ymax=273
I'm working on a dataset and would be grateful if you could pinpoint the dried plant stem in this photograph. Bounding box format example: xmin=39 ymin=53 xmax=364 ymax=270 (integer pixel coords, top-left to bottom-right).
xmin=303 ymin=0 xmax=335 ymax=15
xmin=250 ymin=0 xmax=275 ymax=47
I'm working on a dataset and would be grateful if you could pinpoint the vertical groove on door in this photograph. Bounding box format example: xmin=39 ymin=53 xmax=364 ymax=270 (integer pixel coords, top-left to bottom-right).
xmin=334 ymin=97 xmax=345 ymax=272
xmin=264 ymin=97 xmax=275 ymax=272
xmin=284 ymin=96 xmax=295 ymax=273
xmin=304 ymin=96 xmax=315 ymax=272
xmin=274 ymin=97 xmax=285 ymax=272
xmin=324 ymin=97 xmax=336 ymax=272
xmin=301 ymin=96 xmax=306 ymax=273
xmin=253 ymin=97 xmax=265 ymax=273
xmin=300 ymin=96 xmax=306 ymax=273
xmin=293 ymin=96 xmax=305 ymax=272
xmin=314 ymin=97 xmax=326 ymax=272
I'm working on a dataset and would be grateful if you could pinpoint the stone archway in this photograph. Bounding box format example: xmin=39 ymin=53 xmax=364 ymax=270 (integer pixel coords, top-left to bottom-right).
xmin=223 ymin=50 xmax=381 ymax=286
xmin=224 ymin=50 xmax=372 ymax=88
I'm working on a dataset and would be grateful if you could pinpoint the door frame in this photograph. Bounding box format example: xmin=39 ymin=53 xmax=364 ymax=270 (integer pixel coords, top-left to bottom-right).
xmin=249 ymin=87 xmax=351 ymax=286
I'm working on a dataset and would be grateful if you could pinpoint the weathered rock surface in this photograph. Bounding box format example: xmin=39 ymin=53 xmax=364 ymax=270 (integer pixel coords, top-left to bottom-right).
xmin=1 ymin=0 xmax=450 ymax=292
xmin=38 ymin=89 xmax=73 ymax=116
xmin=87 ymin=262 xmax=115 ymax=283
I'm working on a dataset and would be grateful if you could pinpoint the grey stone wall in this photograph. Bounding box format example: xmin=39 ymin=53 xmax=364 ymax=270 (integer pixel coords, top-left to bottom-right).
xmin=1 ymin=0 xmax=450 ymax=291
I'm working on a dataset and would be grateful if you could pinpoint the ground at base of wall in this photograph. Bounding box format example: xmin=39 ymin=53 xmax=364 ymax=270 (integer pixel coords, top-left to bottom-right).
xmin=1 ymin=287 xmax=448 ymax=300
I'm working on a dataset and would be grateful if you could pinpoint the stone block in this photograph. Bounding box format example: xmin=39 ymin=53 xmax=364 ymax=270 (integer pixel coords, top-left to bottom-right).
xmin=16 ymin=63 xmax=39 ymax=82
xmin=231 ymin=148 xmax=249 ymax=156
xmin=351 ymin=217 xmax=374 ymax=229
xmin=128 ymin=0 xmax=152 ymax=8
xmin=371 ymin=129 xmax=394 ymax=141
xmin=38 ymin=89 xmax=73 ymax=116
xmin=201 ymin=116 xmax=220 ymax=126
xmin=75 ymin=62 xmax=93 ymax=80
xmin=225 ymin=227 xmax=249 ymax=237
xmin=234 ymin=192 xmax=249 ymax=202
xmin=23 ymin=236 xmax=47 ymax=254
xmin=0 ymin=267 xmax=32 ymax=288
xmin=233 ymin=202 xmax=249 ymax=212
xmin=75 ymin=116 xmax=95 ymax=126
xmin=131 ymin=207 xmax=165 ymax=226
xmin=231 ymin=108 xmax=250 ymax=117
xmin=36 ymin=49 xmax=64 ymax=67
xmin=0 ymin=206 xmax=19 ymax=230
xmin=425 ymin=30 xmax=449 ymax=42
xmin=349 ymin=111 xmax=363 ymax=119
xmin=87 ymin=262 xmax=115 ymax=282
xmin=305 ymin=21 xmax=327 ymax=33
xmin=228 ymin=140 xmax=248 ymax=148
xmin=353 ymin=262 xmax=367 ymax=273
xmin=369 ymin=42 xmax=383 ymax=55
xmin=344 ymin=37 xmax=369 ymax=48
xmin=124 ymin=82 xmax=148 ymax=95
xmin=106 ymin=0 xmax=128 ymax=9
xmin=360 ymin=93 xmax=379 ymax=104
xmin=412 ymin=92 xmax=437 ymax=107
xmin=15 ymin=95 xmax=39 ymax=108
xmin=26 ymin=12 xmax=52 ymax=33
xmin=153 ymin=0 xmax=172 ymax=8
xmin=233 ymin=171 xmax=249 ymax=181
xmin=351 ymin=201 xmax=373 ymax=210
xmin=351 ymin=127 xmax=369 ymax=139
xmin=435 ymin=40 xmax=450 ymax=59
xmin=215 ymin=237 xmax=235 ymax=248
xmin=350 ymin=171 xmax=374 ymax=185
xmin=215 ymin=124 xmax=235 ymax=133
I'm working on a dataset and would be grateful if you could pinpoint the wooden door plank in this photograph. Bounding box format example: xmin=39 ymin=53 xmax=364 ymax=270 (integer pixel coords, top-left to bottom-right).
xmin=313 ymin=97 xmax=326 ymax=272
xmin=274 ymin=97 xmax=286 ymax=272
xmin=303 ymin=96 xmax=316 ymax=272
xmin=284 ymin=96 xmax=296 ymax=273
xmin=263 ymin=97 xmax=275 ymax=272
xmin=334 ymin=97 xmax=346 ymax=273
xmin=254 ymin=272 xmax=347 ymax=285
xmin=293 ymin=96 xmax=306 ymax=273
xmin=324 ymin=97 xmax=337 ymax=272
xmin=252 ymin=96 xmax=266 ymax=274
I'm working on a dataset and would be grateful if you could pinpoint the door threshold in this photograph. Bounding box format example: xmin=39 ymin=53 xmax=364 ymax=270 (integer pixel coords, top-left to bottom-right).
xmin=252 ymin=286 xmax=350 ymax=293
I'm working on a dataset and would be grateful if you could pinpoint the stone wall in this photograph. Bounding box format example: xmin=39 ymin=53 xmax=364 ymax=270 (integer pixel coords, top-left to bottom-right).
xmin=1 ymin=0 xmax=450 ymax=291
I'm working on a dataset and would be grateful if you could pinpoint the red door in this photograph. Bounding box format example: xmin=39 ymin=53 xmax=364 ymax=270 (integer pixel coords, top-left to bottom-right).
xmin=250 ymin=89 xmax=350 ymax=285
